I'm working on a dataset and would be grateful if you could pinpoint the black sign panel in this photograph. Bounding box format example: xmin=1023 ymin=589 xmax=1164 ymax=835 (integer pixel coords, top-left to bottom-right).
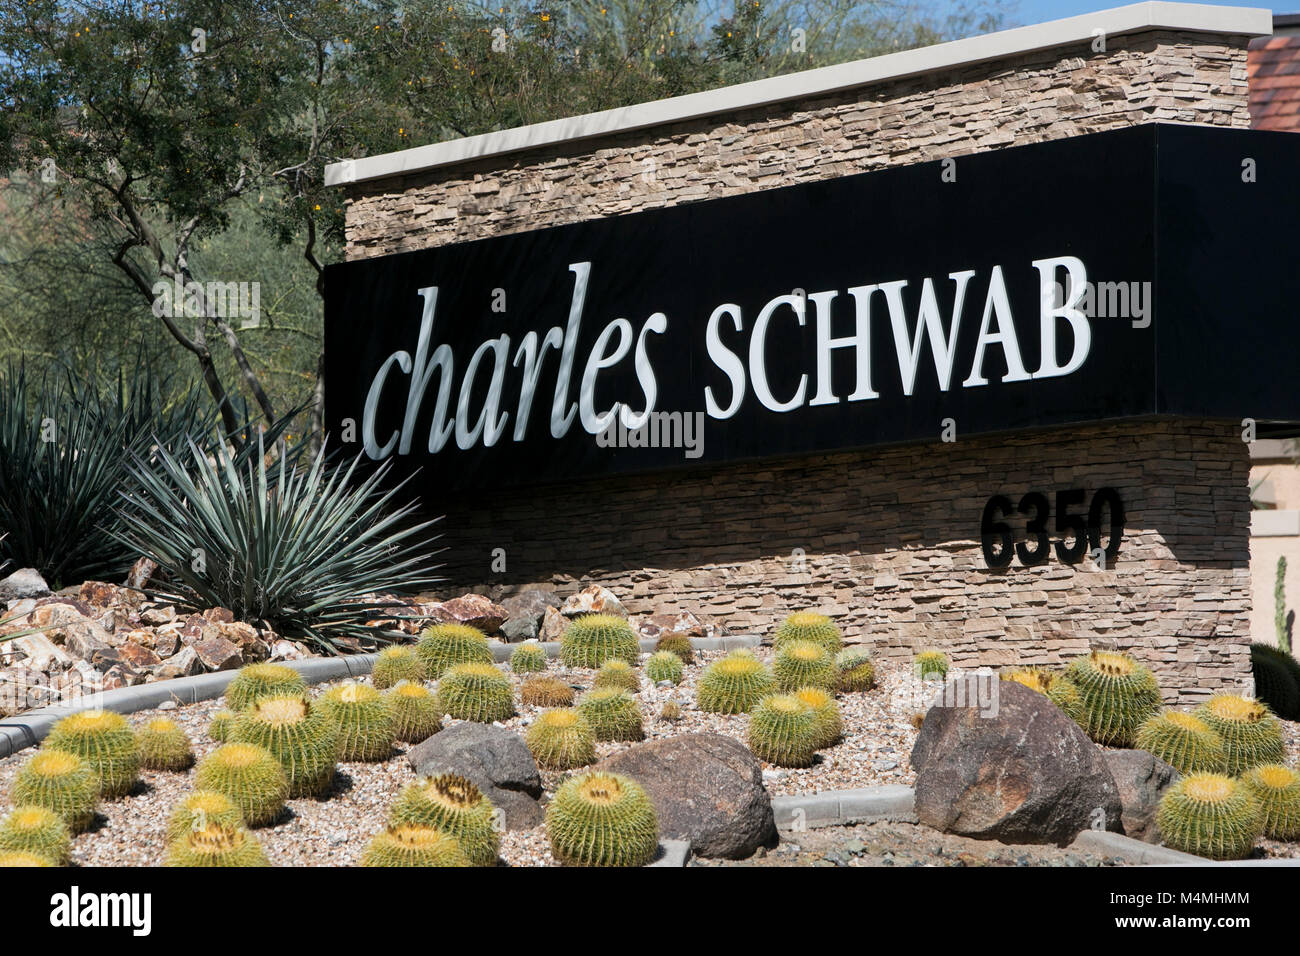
xmin=324 ymin=123 xmax=1300 ymax=493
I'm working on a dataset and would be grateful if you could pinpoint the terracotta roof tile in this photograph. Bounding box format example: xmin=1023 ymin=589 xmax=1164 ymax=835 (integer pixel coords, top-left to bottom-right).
xmin=1250 ymin=35 xmax=1300 ymax=130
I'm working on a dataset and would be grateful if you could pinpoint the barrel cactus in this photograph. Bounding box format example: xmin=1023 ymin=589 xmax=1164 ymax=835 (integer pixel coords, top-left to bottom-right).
xmin=0 ymin=850 xmax=54 ymax=866
xmin=208 ymin=710 xmax=238 ymax=742
xmin=593 ymin=659 xmax=641 ymax=693
xmin=137 ymin=718 xmax=194 ymax=772
xmin=748 ymin=694 xmax=819 ymax=767
xmin=560 ymin=614 xmax=640 ymax=669
xmin=1241 ymin=764 xmax=1300 ymax=840
xmin=645 ymin=651 xmax=684 ymax=685
xmin=525 ymin=708 xmax=597 ymax=770
xmin=232 ymin=696 xmax=339 ymax=797
xmin=167 ymin=791 xmax=245 ymax=843
xmin=697 ymin=651 xmax=774 ymax=714
xmin=510 ymin=641 xmax=548 ymax=674
xmin=1194 ymin=694 xmax=1286 ymax=776
xmin=1065 ymin=650 xmax=1162 ymax=747
xmin=45 ymin=711 xmax=140 ymax=798
xmin=194 ymin=743 xmax=289 ymax=827
xmin=913 ymin=650 xmax=949 ymax=681
xmin=361 ymin=825 xmax=471 ymax=867
xmin=577 ymin=688 xmax=644 ymax=742
xmin=436 ymin=663 xmax=516 ymax=723
xmin=1156 ymin=773 xmax=1263 ymax=860
xmin=318 ymin=683 xmax=396 ymax=761
xmin=225 ymin=662 xmax=306 ymax=711
xmin=1002 ymin=667 xmax=1086 ymax=725
xmin=654 ymin=633 xmax=694 ymax=663
xmin=836 ymin=648 xmax=875 ymax=692
xmin=164 ymin=822 xmax=269 ymax=867
xmin=775 ymin=640 xmax=837 ymax=691
xmin=1135 ymin=710 xmax=1226 ymax=775
xmin=660 ymin=698 xmax=682 ymax=721
xmin=793 ymin=686 xmax=843 ymax=749
xmin=1250 ymin=643 xmax=1300 ymax=720
xmin=416 ymin=623 xmax=493 ymax=679
xmin=371 ymin=645 xmax=427 ymax=690
xmin=11 ymin=750 xmax=99 ymax=832
xmin=773 ymin=612 xmax=842 ymax=653
xmin=546 ymin=771 xmax=659 ymax=867
xmin=521 ymin=676 xmax=575 ymax=708
xmin=0 ymin=806 xmax=71 ymax=865
xmin=389 ymin=774 xmax=499 ymax=866
xmin=386 ymin=681 xmax=443 ymax=743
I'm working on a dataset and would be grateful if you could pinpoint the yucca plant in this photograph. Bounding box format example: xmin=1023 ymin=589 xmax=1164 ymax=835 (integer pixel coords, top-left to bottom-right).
xmin=113 ymin=437 xmax=442 ymax=654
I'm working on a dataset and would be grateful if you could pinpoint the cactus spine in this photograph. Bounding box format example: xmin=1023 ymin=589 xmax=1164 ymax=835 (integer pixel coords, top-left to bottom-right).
xmin=510 ymin=641 xmax=548 ymax=674
xmin=44 ymin=711 xmax=140 ymax=798
xmin=645 ymin=651 xmax=684 ymax=685
xmin=416 ymin=623 xmax=493 ymax=679
xmin=232 ymin=696 xmax=339 ymax=797
xmin=913 ymin=650 xmax=950 ymax=680
xmin=1135 ymin=710 xmax=1226 ymax=775
xmin=577 ymin=688 xmax=644 ymax=742
xmin=525 ymin=708 xmax=597 ymax=770
xmin=436 ymin=663 xmax=516 ymax=723
xmin=1250 ymin=642 xmax=1300 ymax=720
xmin=793 ymin=686 xmax=842 ymax=749
xmin=167 ymin=791 xmax=245 ymax=843
xmin=164 ymin=822 xmax=269 ymax=867
xmin=593 ymin=659 xmax=641 ymax=693
xmin=318 ymin=683 xmax=396 ymax=761
xmin=11 ymin=750 xmax=99 ymax=832
xmin=389 ymin=774 xmax=499 ymax=866
xmin=654 ymin=633 xmax=694 ymax=663
xmin=0 ymin=850 xmax=54 ymax=866
xmin=194 ymin=743 xmax=289 ymax=827
xmin=208 ymin=710 xmax=238 ymax=742
xmin=748 ymin=694 xmax=819 ymax=768
xmin=772 ymin=613 xmax=842 ymax=653
xmin=560 ymin=614 xmax=640 ymax=669
xmin=386 ymin=681 xmax=443 ymax=743
xmin=697 ymin=651 xmax=774 ymax=714
xmin=371 ymin=645 xmax=427 ymax=690
xmin=1194 ymin=694 xmax=1286 ymax=776
xmin=836 ymin=649 xmax=875 ymax=692
xmin=546 ymin=772 xmax=659 ymax=867
xmin=361 ymin=825 xmax=471 ymax=867
xmin=521 ymin=676 xmax=575 ymax=708
xmin=0 ymin=806 xmax=71 ymax=865
xmin=1241 ymin=764 xmax=1300 ymax=840
xmin=659 ymin=698 xmax=682 ymax=721
xmin=774 ymin=640 xmax=837 ymax=691
xmin=1156 ymin=773 xmax=1263 ymax=860
xmin=1065 ymin=650 xmax=1162 ymax=747
xmin=225 ymin=663 xmax=306 ymax=711
xmin=137 ymin=718 xmax=195 ymax=772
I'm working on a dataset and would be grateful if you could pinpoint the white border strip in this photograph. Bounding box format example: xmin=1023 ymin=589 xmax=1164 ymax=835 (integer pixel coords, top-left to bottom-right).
xmin=325 ymin=2 xmax=1270 ymax=187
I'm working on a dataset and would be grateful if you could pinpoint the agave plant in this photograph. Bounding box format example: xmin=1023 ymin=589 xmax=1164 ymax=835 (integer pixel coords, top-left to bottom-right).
xmin=113 ymin=437 xmax=442 ymax=653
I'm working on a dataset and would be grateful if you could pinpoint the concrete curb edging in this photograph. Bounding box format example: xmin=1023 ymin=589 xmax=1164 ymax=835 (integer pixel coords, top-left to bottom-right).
xmin=1068 ymin=829 xmax=1207 ymax=865
xmin=771 ymin=785 xmax=917 ymax=830
xmin=492 ymin=633 xmax=762 ymax=662
xmin=647 ymin=840 xmax=692 ymax=867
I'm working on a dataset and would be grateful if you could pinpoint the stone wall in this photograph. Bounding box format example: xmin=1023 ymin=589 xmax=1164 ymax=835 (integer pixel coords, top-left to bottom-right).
xmin=344 ymin=30 xmax=1250 ymax=260
xmin=433 ymin=420 xmax=1252 ymax=704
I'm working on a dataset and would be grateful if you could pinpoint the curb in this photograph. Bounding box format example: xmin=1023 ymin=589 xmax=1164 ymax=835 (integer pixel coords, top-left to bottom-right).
xmin=647 ymin=840 xmax=692 ymax=867
xmin=1068 ymin=829 xmax=1207 ymax=865
xmin=771 ymin=785 xmax=917 ymax=830
xmin=491 ymin=633 xmax=762 ymax=662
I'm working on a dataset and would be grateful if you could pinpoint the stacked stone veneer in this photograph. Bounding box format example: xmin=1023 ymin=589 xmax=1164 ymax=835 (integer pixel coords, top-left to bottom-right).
xmin=340 ymin=28 xmax=1257 ymax=702
xmin=344 ymin=30 xmax=1250 ymax=259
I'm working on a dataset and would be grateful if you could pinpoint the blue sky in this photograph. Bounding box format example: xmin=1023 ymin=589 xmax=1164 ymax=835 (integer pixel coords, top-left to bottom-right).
xmin=1005 ymin=0 xmax=1292 ymax=25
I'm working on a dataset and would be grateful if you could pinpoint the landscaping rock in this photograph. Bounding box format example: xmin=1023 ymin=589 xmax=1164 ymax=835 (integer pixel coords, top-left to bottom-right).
xmin=1102 ymin=749 xmax=1177 ymax=843
xmin=407 ymin=722 xmax=543 ymax=829
xmin=500 ymin=589 xmax=562 ymax=642
xmin=911 ymin=677 xmax=1121 ymax=845
xmin=0 ymin=568 xmax=50 ymax=603
xmin=596 ymin=732 xmax=776 ymax=858
xmin=427 ymin=593 xmax=508 ymax=634
xmin=155 ymin=646 xmax=203 ymax=680
xmin=192 ymin=632 xmax=244 ymax=671
xmin=560 ymin=584 xmax=628 ymax=618
xmin=539 ymin=606 xmax=567 ymax=642
xmin=123 ymin=557 xmax=159 ymax=591
xmin=635 ymin=609 xmax=729 ymax=643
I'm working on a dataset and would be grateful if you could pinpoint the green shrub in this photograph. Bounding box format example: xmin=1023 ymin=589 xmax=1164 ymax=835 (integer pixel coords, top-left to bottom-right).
xmin=773 ymin=612 xmax=842 ymax=653
xmin=1156 ymin=773 xmax=1263 ymax=860
xmin=232 ymin=696 xmax=338 ymax=797
xmin=521 ymin=676 xmax=575 ymax=708
xmin=697 ymin=651 xmax=774 ymax=714
xmin=525 ymin=708 xmax=597 ymax=770
xmin=318 ymin=683 xmax=395 ymax=761
xmin=1065 ymin=650 xmax=1162 ymax=747
xmin=0 ymin=806 xmax=71 ymax=865
xmin=137 ymin=718 xmax=194 ymax=772
xmin=225 ymin=663 xmax=307 ymax=712
xmin=1194 ymin=694 xmax=1286 ymax=775
xmin=360 ymin=825 xmax=471 ymax=867
xmin=389 ymin=774 xmax=499 ymax=866
xmin=546 ymin=772 xmax=659 ymax=867
xmin=436 ymin=663 xmax=515 ymax=724
xmin=11 ymin=749 xmax=99 ymax=832
xmin=1135 ymin=711 xmax=1225 ymax=775
xmin=577 ymin=688 xmax=644 ymax=742
xmin=654 ymin=633 xmax=694 ymax=663
xmin=1241 ymin=764 xmax=1300 ymax=840
xmin=836 ymin=649 xmax=875 ymax=692
xmin=645 ymin=650 xmax=685 ymax=684
xmin=748 ymin=695 xmax=818 ymax=767
xmin=371 ymin=646 xmax=427 ymax=690
xmin=194 ymin=743 xmax=289 ymax=827
xmin=510 ymin=641 xmax=548 ymax=674
xmin=45 ymin=711 xmax=140 ymax=798
xmin=386 ymin=681 xmax=443 ymax=743
xmin=164 ymin=823 xmax=269 ymax=867
xmin=560 ymin=614 xmax=640 ymax=668
xmin=166 ymin=791 xmax=245 ymax=843
xmin=417 ymin=623 xmax=493 ymax=679
xmin=593 ymin=659 xmax=640 ymax=693
xmin=774 ymin=640 xmax=837 ymax=691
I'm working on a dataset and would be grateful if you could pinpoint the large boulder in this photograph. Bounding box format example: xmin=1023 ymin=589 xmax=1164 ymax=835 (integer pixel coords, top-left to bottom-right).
xmin=911 ymin=677 xmax=1121 ymax=845
xmin=500 ymin=589 xmax=562 ymax=642
xmin=407 ymin=723 xmax=543 ymax=829
xmin=597 ymin=733 xmax=776 ymax=859
xmin=1103 ymin=749 xmax=1177 ymax=843
xmin=560 ymin=585 xmax=628 ymax=619
xmin=427 ymin=594 xmax=509 ymax=634
xmin=0 ymin=568 xmax=50 ymax=604
xmin=634 ymin=610 xmax=729 ymax=643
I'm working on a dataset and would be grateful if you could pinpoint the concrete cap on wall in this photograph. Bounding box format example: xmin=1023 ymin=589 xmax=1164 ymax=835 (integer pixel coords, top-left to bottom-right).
xmin=324 ymin=1 xmax=1272 ymax=188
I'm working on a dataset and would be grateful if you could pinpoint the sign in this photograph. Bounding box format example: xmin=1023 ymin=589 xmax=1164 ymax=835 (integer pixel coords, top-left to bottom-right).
xmin=324 ymin=123 xmax=1300 ymax=493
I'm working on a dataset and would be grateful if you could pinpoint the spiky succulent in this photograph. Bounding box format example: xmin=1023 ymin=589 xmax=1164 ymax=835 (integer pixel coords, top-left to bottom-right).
xmin=386 ymin=681 xmax=443 ymax=743
xmin=318 ymin=683 xmax=395 ymax=761
xmin=167 ymin=791 xmax=245 ymax=843
xmin=0 ymin=806 xmax=71 ymax=865
xmin=521 ymin=676 xmax=575 ymax=708
xmin=546 ymin=771 xmax=659 ymax=867
xmin=510 ymin=641 xmax=548 ymax=674
xmin=1194 ymin=694 xmax=1286 ymax=776
xmin=164 ymin=822 xmax=269 ymax=867
xmin=645 ymin=651 xmax=684 ymax=685
xmin=194 ymin=743 xmax=289 ymax=827
xmin=836 ymin=648 xmax=875 ymax=692
xmin=225 ymin=662 xmax=308 ymax=711
xmin=913 ymin=650 xmax=950 ymax=681
xmin=1250 ymin=643 xmax=1300 ymax=721
xmin=773 ymin=612 xmax=843 ymax=653
xmin=1242 ymin=764 xmax=1300 ymax=839
xmin=793 ymin=686 xmax=843 ymax=749
xmin=1135 ymin=710 xmax=1226 ymax=775
xmin=749 ymin=694 xmax=819 ymax=767
xmin=232 ymin=695 xmax=339 ymax=797
xmin=697 ymin=651 xmax=774 ymax=714
xmin=371 ymin=645 xmax=427 ymax=690
xmin=208 ymin=710 xmax=238 ymax=742
xmin=775 ymin=640 xmax=837 ymax=691
xmin=44 ymin=711 xmax=140 ymax=798
xmin=416 ymin=623 xmax=493 ymax=679
xmin=593 ymin=659 xmax=641 ymax=693
xmin=0 ymin=850 xmax=55 ymax=867
xmin=654 ymin=633 xmax=694 ymax=664
xmin=389 ymin=774 xmax=499 ymax=866
xmin=137 ymin=718 xmax=194 ymax=772
xmin=577 ymin=688 xmax=644 ymax=742
xmin=1065 ymin=650 xmax=1162 ymax=747
xmin=436 ymin=663 xmax=516 ymax=723
xmin=660 ymin=699 xmax=682 ymax=721
xmin=1156 ymin=773 xmax=1263 ymax=860
xmin=360 ymin=825 xmax=472 ymax=867
xmin=1001 ymin=667 xmax=1086 ymax=724
xmin=11 ymin=749 xmax=99 ymax=832
xmin=526 ymin=708 xmax=597 ymax=770
xmin=560 ymin=614 xmax=640 ymax=669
